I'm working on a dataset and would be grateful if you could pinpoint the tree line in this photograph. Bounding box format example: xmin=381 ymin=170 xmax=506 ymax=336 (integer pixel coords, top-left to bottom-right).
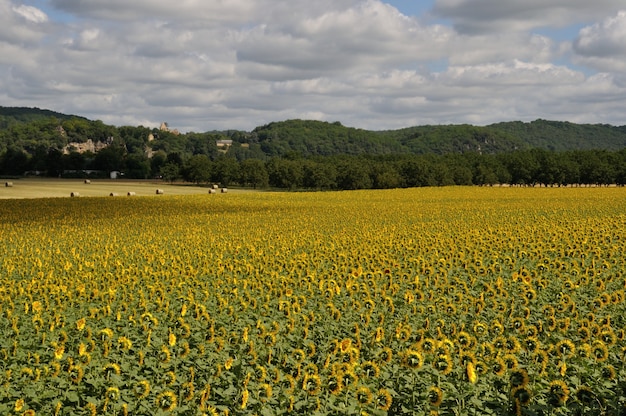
xmin=1 ymin=109 xmax=626 ymax=189
xmin=2 ymin=145 xmax=624 ymax=189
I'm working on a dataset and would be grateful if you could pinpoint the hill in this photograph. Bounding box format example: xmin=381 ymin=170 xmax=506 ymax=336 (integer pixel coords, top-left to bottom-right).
xmin=1 ymin=107 xmax=626 ymax=159
xmin=488 ymin=119 xmax=626 ymax=151
xmin=0 ymin=106 xmax=88 ymax=128
xmin=248 ymin=118 xmax=626 ymax=156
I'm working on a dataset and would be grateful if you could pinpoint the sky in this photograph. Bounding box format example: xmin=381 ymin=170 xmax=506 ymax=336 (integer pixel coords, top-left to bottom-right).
xmin=2 ymin=1 xmax=626 ymax=132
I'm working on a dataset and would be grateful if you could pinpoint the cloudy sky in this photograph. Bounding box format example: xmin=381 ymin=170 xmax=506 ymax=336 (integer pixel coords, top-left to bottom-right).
xmin=2 ymin=0 xmax=626 ymax=132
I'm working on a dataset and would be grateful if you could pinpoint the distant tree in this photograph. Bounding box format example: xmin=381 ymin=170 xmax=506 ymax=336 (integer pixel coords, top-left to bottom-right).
xmin=183 ymin=154 xmax=212 ymax=184
xmin=93 ymin=146 xmax=125 ymax=172
xmin=301 ymin=160 xmax=337 ymax=190
xmin=166 ymin=152 xmax=184 ymax=167
xmin=370 ymin=161 xmax=402 ymax=189
xmin=150 ymin=151 xmax=167 ymax=178
xmin=335 ymin=158 xmax=372 ymax=190
xmin=46 ymin=148 xmax=64 ymax=177
xmin=213 ymin=157 xmax=240 ymax=187
xmin=267 ymin=158 xmax=304 ymax=189
xmin=239 ymin=159 xmax=269 ymax=189
xmin=0 ymin=147 xmax=29 ymax=175
xmin=161 ymin=162 xmax=180 ymax=183
xmin=125 ymin=153 xmax=150 ymax=179
xmin=63 ymin=151 xmax=87 ymax=171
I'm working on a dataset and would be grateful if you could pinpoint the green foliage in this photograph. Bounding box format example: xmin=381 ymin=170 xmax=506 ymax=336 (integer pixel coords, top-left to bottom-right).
xmin=2 ymin=106 xmax=626 ymax=188
xmin=489 ymin=119 xmax=626 ymax=151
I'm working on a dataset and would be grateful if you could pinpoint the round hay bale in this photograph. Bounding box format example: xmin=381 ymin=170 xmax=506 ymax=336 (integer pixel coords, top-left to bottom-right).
xmin=71 ymin=192 xmax=80 ymax=197
xmin=5 ymin=182 xmax=13 ymax=187
xmin=156 ymin=189 xmax=164 ymax=195
xmin=84 ymin=179 xmax=91 ymax=184
xmin=127 ymin=191 xmax=136 ymax=196
xmin=109 ymin=192 xmax=119 ymax=197
xmin=212 ymin=184 xmax=219 ymax=189
xmin=208 ymin=188 xmax=216 ymax=194
xmin=221 ymin=188 xmax=228 ymax=193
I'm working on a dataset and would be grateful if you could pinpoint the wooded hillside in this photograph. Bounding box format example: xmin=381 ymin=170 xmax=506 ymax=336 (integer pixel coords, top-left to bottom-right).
xmin=1 ymin=106 xmax=625 ymax=188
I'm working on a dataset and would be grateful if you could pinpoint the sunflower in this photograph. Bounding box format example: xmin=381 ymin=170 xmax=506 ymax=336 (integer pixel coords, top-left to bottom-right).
xmin=118 ymin=336 xmax=132 ymax=351
xmin=601 ymin=364 xmax=616 ymax=380
xmin=293 ymin=348 xmax=306 ymax=363
xmin=548 ymin=380 xmax=569 ymax=407
xmin=477 ymin=342 xmax=495 ymax=361
xmin=456 ymin=331 xmax=472 ymax=349
xmin=85 ymin=402 xmax=97 ymax=416
xmin=600 ymin=329 xmax=617 ymax=346
xmin=304 ymin=341 xmax=316 ymax=358
xmin=421 ymin=338 xmax=437 ymax=354
xmin=490 ymin=321 xmax=504 ymax=336
xmin=466 ymin=362 xmax=478 ymax=383
xmin=555 ymin=339 xmax=576 ymax=359
xmin=532 ymin=350 xmax=549 ymax=375
xmin=303 ymin=374 xmax=322 ymax=395
xmin=326 ymin=373 xmax=343 ymax=395
xmin=375 ymin=388 xmax=393 ymax=411
xmin=491 ymin=335 xmax=506 ymax=351
xmin=68 ymin=364 xmax=84 ymax=384
xmin=433 ymin=354 xmax=453 ymax=376
xmin=504 ymin=337 xmax=521 ymax=354
xmin=492 ymin=357 xmax=507 ymax=377
xmin=377 ymin=347 xmax=393 ymax=365
xmin=159 ymin=345 xmax=171 ymax=364
xmin=240 ymin=389 xmax=249 ymax=409
xmin=15 ymin=399 xmax=25 ymax=412
xmin=511 ymin=317 xmax=526 ymax=333
xmin=181 ymin=381 xmax=195 ymax=402
xmin=302 ymin=363 xmax=318 ymax=377
xmin=472 ymin=322 xmax=488 ymax=337
xmin=163 ymin=371 xmax=176 ymax=386
xmin=592 ymin=340 xmax=609 ymax=362
xmin=257 ymin=383 xmax=272 ymax=403
xmin=204 ymin=404 xmax=220 ymax=416
xmin=339 ymin=338 xmax=352 ymax=353
xmin=341 ymin=370 xmax=358 ymax=390
xmin=49 ymin=361 xmax=61 ymax=378
xmin=103 ymin=362 xmax=121 ymax=379
xmin=134 ymin=380 xmax=151 ymax=399
xmin=459 ymin=350 xmax=476 ymax=367
xmin=503 ymin=354 xmax=518 ymax=370
xmin=509 ymin=368 xmax=529 ymax=389
xmin=54 ymin=345 xmax=65 ymax=360
xmin=105 ymin=386 xmax=120 ymax=402
xmin=357 ymin=361 xmax=377 ymax=380
xmin=577 ymin=326 xmax=591 ymax=342
xmin=474 ymin=360 xmax=488 ymax=376
xmin=523 ymin=337 xmax=540 ymax=354
xmin=574 ymin=386 xmax=596 ymax=406
xmin=263 ymin=332 xmax=276 ymax=346
xmin=403 ymin=350 xmax=424 ymax=369
xmin=427 ymin=386 xmax=444 ymax=407
xmin=511 ymin=385 xmax=532 ymax=406
xmin=75 ymin=318 xmax=86 ymax=331
xmin=356 ymin=386 xmax=373 ymax=405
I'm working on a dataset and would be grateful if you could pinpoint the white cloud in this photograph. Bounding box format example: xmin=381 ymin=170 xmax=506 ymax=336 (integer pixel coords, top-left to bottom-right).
xmin=433 ymin=0 xmax=624 ymax=33
xmin=572 ymin=11 xmax=626 ymax=71
xmin=0 ymin=1 xmax=48 ymax=44
xmin=12 ymin=4 xmax=48 ymax=23
xmin=1 ymin=0 xmax=626 ymax=131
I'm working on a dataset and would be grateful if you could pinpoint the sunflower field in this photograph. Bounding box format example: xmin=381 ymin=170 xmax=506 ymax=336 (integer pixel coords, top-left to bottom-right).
xmin=1 ymin=187 xmax=625 ymax=416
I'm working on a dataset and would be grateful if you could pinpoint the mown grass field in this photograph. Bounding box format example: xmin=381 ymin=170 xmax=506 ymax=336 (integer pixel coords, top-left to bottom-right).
xmin=0 ymin=178 xmax=236 ymax=199
xmin=0 ymin=187 xmax=625 ymax=415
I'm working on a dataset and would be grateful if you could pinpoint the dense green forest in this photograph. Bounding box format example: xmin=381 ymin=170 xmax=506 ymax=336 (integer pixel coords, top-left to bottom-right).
xmin=1 ymin=106 xmax=625 ymax=188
